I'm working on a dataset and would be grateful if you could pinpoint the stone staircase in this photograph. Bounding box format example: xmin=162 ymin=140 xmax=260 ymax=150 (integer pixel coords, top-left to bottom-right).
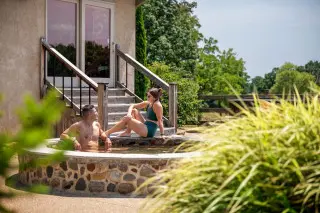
xmin=61 ymin=87 xmax=175 ymax=136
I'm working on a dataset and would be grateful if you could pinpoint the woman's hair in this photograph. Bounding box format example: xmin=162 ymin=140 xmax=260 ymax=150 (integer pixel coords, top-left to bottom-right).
xmin=148 ymin=88 xmax=163 ymax=101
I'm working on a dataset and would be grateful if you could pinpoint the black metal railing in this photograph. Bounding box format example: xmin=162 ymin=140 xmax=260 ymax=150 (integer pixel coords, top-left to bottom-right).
xmin=41 ymin=38 xmax=98 ymax=115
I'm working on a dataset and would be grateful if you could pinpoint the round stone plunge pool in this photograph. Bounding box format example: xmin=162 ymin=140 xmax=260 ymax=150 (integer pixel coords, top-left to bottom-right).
xmin=18 ymin=137 xmax=199 ymax=195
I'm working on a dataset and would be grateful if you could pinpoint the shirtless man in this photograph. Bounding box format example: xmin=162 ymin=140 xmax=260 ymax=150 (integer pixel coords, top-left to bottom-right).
xmin=60 ymin=105 xmax=112 ymax=152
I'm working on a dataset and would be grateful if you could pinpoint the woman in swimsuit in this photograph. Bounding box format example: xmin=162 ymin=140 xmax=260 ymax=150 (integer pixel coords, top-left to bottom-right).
xmin=104 ymin=88 xmax=164 ymax=139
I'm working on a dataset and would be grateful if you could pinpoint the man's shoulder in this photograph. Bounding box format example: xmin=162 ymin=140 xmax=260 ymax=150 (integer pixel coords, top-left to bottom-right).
xmin=93 ymin=121 xmax=101 ymax=127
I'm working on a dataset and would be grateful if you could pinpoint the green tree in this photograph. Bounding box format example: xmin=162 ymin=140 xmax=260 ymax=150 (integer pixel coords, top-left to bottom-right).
xmin=148 ymin=62 xmax=200 ymax=125
xmin=135 ymin=6 xmax=149 ymax=99
xmin=298 ymin=60 xmax=320 ymax=85
xmin=142 ymin=0 xmax=203 ymax=74
xmin=270 ymin=70 xmax=315 ymax=94
xmin=263 ymin=67 xmax=278 ymax=91
xmin=250 ymin=76 xmax=266 ymax=93
xmin=196 ymin=37 xmax=248 ymax=94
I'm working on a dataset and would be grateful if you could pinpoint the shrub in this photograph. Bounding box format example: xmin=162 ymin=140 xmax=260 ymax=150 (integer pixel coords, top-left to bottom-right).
xmin=140 ymin=91 xmax=320 ymax=213
xmin=148 ymin=62 xmax=200 ymax=125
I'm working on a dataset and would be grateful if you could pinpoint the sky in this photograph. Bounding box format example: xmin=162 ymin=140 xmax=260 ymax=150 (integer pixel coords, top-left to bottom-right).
xmin=193 ymin=0 xmax=320 ymax=78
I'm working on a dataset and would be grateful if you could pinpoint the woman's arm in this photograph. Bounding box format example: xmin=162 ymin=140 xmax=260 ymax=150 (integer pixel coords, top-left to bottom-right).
xmin=127 ymin=101 xmax=149 ymax=116
xmin=153 ymin=103 xmax=164 ymax=136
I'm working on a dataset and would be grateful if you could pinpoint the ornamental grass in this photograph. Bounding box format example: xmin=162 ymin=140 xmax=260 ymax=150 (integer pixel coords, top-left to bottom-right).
xmin=139 ymin=91 xmax=320 ymax=213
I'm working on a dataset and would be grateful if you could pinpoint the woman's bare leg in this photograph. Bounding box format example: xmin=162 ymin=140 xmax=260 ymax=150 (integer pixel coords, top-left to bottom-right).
xmin=105 ymin=116 xmax=148 ymax=137
xmin=119 ymin=109 xmax=145 ymax=137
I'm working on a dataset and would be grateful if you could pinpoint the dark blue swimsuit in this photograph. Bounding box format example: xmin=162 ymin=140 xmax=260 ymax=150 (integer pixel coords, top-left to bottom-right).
xmin=144 ymin=104 xmax=158 ymax=137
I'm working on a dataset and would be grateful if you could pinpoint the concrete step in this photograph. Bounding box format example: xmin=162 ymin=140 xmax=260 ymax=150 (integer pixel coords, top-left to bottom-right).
xmin=61 ymin=88 xmax=126 ymax=96
xmin=108 ymin=111 xmax=147 ymax=121
xmin=72 ymin=96 xmax=135 ymax=104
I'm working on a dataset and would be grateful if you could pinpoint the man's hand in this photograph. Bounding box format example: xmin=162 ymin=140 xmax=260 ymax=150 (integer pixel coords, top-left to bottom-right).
xmin=105 ymin=138 xmax=112 ymax=152
xmin=74 ymin=141 xmax=82 ymax=151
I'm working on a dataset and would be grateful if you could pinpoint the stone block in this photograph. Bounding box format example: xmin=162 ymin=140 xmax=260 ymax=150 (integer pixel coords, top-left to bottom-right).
xmin=75 ymin=178 xmax=86 ymax=191
xmin=107 ymin=183 xmax=116 ymax=192
xmin=118 ymin=163 xmax=128 ymax=172
xmin=109 ymin=170 xmax=122 ymax=182
xmin=68 ymin=160 xmax=79 ymax=171
xmin=92 ymin=171 xmax=107 ymax=181
xmin=140 ymin=165 xmax=156 ymax=177
xmin=87 ymin=163 xmax=95 ymax=172
xmin=123 ymin=174 xmax=136 ymax=181
xmin=118 ymin=183 xmax=135 ymax=194
xmin=89 ymin=181 xmax=105 ymax=193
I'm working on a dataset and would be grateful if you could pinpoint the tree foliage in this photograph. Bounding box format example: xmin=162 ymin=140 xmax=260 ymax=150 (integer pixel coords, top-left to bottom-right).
xmin=135 ymin=6 xmax=149 ymax=99
xmin=196 ymin=38 xmax=248 ymax=94
xmin=148 ymin=62 xmax=200 ymax=125
xmin=298 ymin=60 xmax=320 ymax=85
xmin=142 ymin=0 xmax=202 ymax=73
xmin=270 ymin=70 xmax=315 ymax=94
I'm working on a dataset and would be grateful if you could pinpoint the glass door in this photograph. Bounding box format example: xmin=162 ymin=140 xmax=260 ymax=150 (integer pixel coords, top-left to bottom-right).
xmin=47 ymin=0 xmax=79 ymax=87
xmin=82 ymin=0 xmax=114 ymax=87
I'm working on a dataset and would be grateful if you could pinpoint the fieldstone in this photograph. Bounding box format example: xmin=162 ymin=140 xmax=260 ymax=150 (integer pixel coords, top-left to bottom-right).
xmin=75 ymin=178 xmax=86 ymax=191
xmin=109 ymin=163 xmax=117 ymax=169
xmin=46 ymin=166 xmax=53 ymax=178
xmin=109 ymin=171 xmax=122 ymax=182
xmin=68 ymin=161 xmax=78 ymax=171
xmin=89 ymin=181 xmax=105 ymax=193
xmin=118 ymin=183 xmax=135 ymax=194
xmin=123 ymin=174 xmax=136 ymax=181
xmin=137 ymin=178 xmax=145 ymax=187
xmin=87 ymin=163 xmax=95 ymax=172
xmin=62 ymin=180 xmax=74 ymax=189
xmin=37 ymin=167 xmax=42 ymax=178
xmin=80 ymin=167 xmax=85 ymax=175
xmin=67 ymin=171 xmax=72 ymax=178
xmin=58 ymin=171 xmax=65 ymax=178
xmin=140 ymin=165 xmax=155 ymax=177
xmin=92 ymin=172 xmax=107 ymax=181
xmin=118 ymin=164 xmax=128 ymax=172
xmin=95 ymin=163 xmax=106 ymax=173
xmin=51 ymin=178 xmax=60 ymax=188
xmin=74 ymin=173 xmax=78 ymax=179
xmin=59 ymin=161 xmax=68 ymax=171
xmin=86 ymin=174 xmax=91 ymax=181
xmin=131 ymin=168 xmax=138 ymax=173
xmin=26 ymin=172 xmax=29 ymax=183
xmin=107 ymin=183 xmax=116 ymax=192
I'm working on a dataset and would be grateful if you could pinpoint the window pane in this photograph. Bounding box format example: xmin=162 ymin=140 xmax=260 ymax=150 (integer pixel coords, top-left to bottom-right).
xmin=85 ymin=5 xmax=110 ymax=78
xmin=47 ymin=0 xmax=77 ymax=76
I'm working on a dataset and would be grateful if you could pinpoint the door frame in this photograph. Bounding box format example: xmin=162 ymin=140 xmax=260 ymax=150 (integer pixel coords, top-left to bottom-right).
xmin=81 ymin=0 xmax=115 ymax=87
xmin=45 ymin=0 xmax=115 ymax=87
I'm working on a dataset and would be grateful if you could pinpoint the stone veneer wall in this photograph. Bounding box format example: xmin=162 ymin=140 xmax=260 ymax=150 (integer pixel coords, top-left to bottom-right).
xmin=18 ymin=154 xmax=170 ymax=195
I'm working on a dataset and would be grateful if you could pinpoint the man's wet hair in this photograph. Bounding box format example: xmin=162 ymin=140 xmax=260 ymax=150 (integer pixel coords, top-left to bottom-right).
xmin=82 ymin=104 xmax=95 ymax=117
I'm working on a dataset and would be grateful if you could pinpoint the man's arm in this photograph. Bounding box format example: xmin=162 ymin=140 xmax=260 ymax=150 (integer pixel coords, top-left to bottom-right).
xmin=60 ymin=123 xmax=81 ymax=150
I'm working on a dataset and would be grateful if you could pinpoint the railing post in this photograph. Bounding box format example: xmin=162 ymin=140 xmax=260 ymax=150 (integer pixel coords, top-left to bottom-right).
xmin=104 ymin=83 xmax=109 ymax=130
xmin=98 ymin=83 xmax=105 ymax=129
xmin=40 ymin=37 xmax=46 ymax=98
xmin=115 ymin=44 xmax=120 ymax=83
xmin=169 ymin=83 xmax=178 ymax=132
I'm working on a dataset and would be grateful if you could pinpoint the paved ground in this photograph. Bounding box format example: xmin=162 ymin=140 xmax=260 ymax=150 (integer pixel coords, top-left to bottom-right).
xmin=0 ymin=156 xmax=144 ymax=213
